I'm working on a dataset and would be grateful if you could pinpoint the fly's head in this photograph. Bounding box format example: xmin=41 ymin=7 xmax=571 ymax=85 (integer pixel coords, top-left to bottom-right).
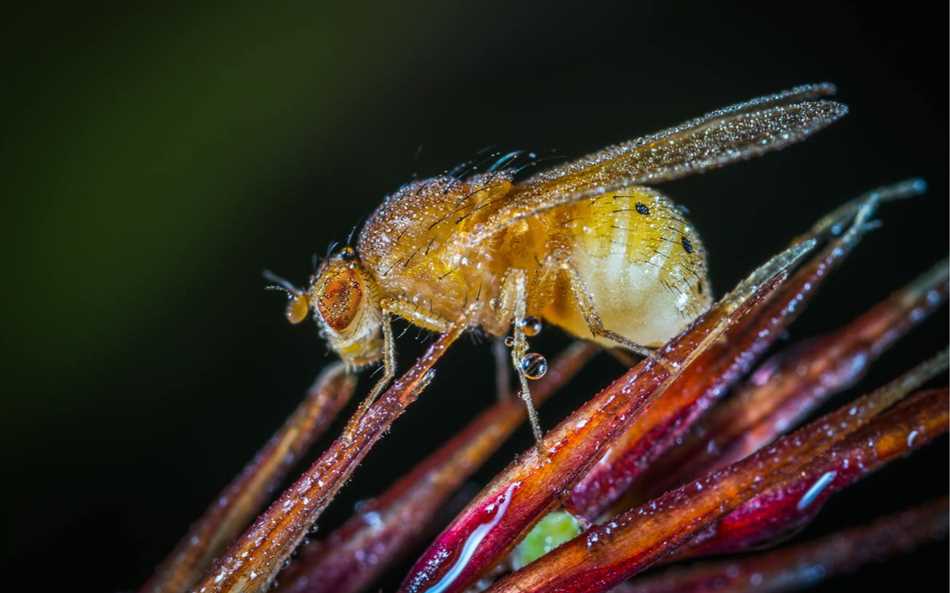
xmin=266 ymin=246 xmax=383 ymax=370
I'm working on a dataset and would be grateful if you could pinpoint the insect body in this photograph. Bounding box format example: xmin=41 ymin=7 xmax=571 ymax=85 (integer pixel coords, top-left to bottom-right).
xmin=358 ymin=176 xmax=708 ymax=347
xmin=269 ymin=83 xmax=847 ymax=445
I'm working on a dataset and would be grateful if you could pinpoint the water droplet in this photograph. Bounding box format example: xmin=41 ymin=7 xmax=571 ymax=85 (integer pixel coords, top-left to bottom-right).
xmin=797 ymin=470 xmax=837 ymax=511
xmin=362 ymin=511 xmax=384 ymax=530
xmin=519 ymin=316 xmax=543 ymax=337
xmin=520 ymin=353 xmax=548 ymax=380
xmin=907 ymin=429 xmax=919 ymax=447
xmin=423 ymin=483 xmax=517 ymax=593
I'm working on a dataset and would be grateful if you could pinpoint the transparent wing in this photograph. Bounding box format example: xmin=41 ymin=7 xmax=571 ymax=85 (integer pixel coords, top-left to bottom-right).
xmin=462 ymin=83 xmax=846 ymax=247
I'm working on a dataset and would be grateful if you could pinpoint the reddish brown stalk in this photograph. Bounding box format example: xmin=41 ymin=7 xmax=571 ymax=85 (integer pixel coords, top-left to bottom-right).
xmin=275 ymin=342 xmax=597 ymax=593
xmin=486 ymin=353 xmax=947 ymax=593
xmin=398 ymin=272 xmax=793 ymax=593
xmin=397 ymin=192 xmax=878 ymax=593
xmin=610 ymin=497 xmax=948 ymax=593
xmin=403 ymin=274 xmax=784 ymax=593
xmin=139 ymin=364 xmax=356 ymax=593
xmin=192 ymin=326 xmax=463 ymax=593
xmin=682 ymin=386 xmax=949 ymax=557
xmin=633 ymin=259 xmax=948 ymax=500
xmin=567 ymin=197 xmax=885 ymax=521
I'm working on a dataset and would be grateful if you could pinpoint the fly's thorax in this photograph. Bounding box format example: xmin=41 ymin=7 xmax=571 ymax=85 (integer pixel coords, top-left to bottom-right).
xmin=357 ymin=173 xmax=514 ymax=275
xmin=355 ymin=173 xmax=516 ymax=324
xmin=309 ymin=251 xmax=384 ymax=369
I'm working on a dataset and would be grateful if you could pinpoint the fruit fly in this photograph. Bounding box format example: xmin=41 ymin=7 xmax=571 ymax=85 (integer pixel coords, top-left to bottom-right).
xmin=267 ymin=83 xmax=847 ymax=445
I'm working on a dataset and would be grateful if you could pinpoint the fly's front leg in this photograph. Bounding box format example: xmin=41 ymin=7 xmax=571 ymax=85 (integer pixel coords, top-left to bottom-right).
xmin=344 ymin=301 xmax=474 ymax=445
xmin=348 ymin=299 xmax=454 ymax=435
xmin=348 ymin=309 xmax=396 ymax=432
xmin=564 ymin=262 xmax=674 ymax=372
xmin=497 ymin=269 xmax=547 ymax=452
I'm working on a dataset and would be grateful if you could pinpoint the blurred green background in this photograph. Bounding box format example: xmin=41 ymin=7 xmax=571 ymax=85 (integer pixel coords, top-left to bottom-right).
xmin=2 ymin=2 xmax=946 ymax=591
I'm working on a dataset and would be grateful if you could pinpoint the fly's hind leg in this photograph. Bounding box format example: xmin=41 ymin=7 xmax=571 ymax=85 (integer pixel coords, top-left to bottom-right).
xmin=564 ymin=262 xmax=675 ymax=373
xmin=497 ymin=268 xmax=547 ymax=453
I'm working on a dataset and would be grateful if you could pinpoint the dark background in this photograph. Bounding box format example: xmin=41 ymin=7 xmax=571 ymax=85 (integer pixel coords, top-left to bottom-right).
xmin=2 ymin=2 xmax=947 ymax=592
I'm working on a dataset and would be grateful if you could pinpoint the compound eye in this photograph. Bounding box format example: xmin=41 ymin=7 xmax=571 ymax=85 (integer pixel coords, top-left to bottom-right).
xmin=317 ymin=266 xmax=363 ymax=331
xmin=285 ymin=293 xmax=309 ymax=324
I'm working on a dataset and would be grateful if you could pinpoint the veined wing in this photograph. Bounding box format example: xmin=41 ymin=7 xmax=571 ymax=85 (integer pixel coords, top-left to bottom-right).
xmin=461 ymin=83 xmax=846 ymax=247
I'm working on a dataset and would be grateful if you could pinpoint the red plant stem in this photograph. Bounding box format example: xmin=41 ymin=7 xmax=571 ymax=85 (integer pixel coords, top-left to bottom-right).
xmin=486 ymin=354 xmax=947 ymax=593
xmin=610 ymin=497 xmax=948 ymax=593
xmin=635 ymin=259 xmax=948 ymax=500
xmin=139 ymin=364 xmax=356 ymax=593
xmin=275 ymin=342 xmax=597 ymax=593
xmin=398 ymin=209 xmax=846 ymax=593
xmin=399 ymin=271 xmax=795 ymax=593
xmin=192 ymin=326 xmax=463 ymax=593
xmin=682 ymin=387 xmax=949 ymax=557
xmin=567 ymin=202 xmax=880 ymax=521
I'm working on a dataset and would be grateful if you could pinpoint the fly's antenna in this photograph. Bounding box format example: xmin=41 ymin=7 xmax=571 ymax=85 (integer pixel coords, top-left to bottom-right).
xmin=263 ymin=269 xmax=310 ymax=324
xmin=263 ymin=269 xmax=302 ymax=297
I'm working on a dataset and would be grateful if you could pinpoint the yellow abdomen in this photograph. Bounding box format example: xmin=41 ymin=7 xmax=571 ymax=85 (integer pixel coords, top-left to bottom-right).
xmin=540 ymin=187 xmax=711 ymax=348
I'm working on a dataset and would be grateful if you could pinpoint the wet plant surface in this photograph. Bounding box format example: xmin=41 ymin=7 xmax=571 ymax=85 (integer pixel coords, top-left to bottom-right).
xmin=137 ymin=183 xmax=948 ymax=593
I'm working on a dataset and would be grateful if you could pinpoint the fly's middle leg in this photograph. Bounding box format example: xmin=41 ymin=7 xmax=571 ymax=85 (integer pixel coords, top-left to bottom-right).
xmin=496 ymin=268 xmax=547 ymax=454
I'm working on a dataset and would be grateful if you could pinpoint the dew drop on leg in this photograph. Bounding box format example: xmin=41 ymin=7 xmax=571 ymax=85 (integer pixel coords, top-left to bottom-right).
xmin=520 ymin=352 xmax=549 ymax=380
